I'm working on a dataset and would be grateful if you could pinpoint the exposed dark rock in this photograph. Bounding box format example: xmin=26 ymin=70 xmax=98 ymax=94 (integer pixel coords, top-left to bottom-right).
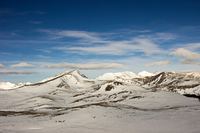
xmin=113 ymin=81 xmax=123 ymax=85
xmin=105 ymin=85 xmax=114 ymax=91
xmin=183 ymin=94 xmax=200 ymax=100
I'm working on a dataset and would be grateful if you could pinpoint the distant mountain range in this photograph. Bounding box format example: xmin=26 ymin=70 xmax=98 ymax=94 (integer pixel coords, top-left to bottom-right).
xmin=1 ymin=70 xmax=199 ymax=97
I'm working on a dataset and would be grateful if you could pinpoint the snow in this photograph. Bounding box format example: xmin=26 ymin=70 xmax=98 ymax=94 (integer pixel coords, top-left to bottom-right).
xmin=185 ymin=72 xmax=200 ymax=78
xmin=0 ymin=79 xmax=200 ymax=133
xmin=96 ymin=70 xmax=154 ymax=81
xmin=0 ymin=70 xmax=200 ymax=133
xmin=39 ymin=71 xmax=71 ymax=83
xmin=96 ymin=71 xmax=138 ymax=80
xmin=138 ymin=71 xmax=154 ymax=77
xmin=0 ymin=82 xmax=32 ymax=90
xmin=0 ymin=82 xmax=17 ymax=89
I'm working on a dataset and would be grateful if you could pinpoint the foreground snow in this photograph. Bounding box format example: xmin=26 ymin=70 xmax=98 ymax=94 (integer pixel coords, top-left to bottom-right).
xmin=0 ymin=70 xmax=200 ymax=133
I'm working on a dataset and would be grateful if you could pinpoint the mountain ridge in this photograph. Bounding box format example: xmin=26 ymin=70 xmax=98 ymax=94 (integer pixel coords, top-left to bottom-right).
xmin=0 ymin=70 xmax=200 ymax=96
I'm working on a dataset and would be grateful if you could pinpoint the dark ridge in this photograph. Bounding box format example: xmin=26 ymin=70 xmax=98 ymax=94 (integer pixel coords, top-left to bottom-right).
xmin=71 ymin=70 xmax=88 ymax=79
xmin=117 ymin=90 xmax=130 ymax=94
xmin=129 ymin=96 xmax=144 ymax=99
xmin=175 ymin=84 xmax=200 ymax=89
xmin=17 ymin=72 xmax=71 ymax=88
xmin=48 ymin=102 xmax=200 ymax=114
xmin=80 ymin=73 xmax=88 ymax=78
xmin=183 ymin=94 xmax=200 ymax=101
xmin=73 ymin=93 xmax=86 ymax=97
xmin=101 ymin=103 xmax=200 ymax=112
xmin=142 ymin=72 xmax=179 ymax=85
xmin=113 ymin=81 xmax=123 ymax=85
xmin=143 ymin=72 xmax=166 ymax=84
xmin=48 ymin=89 xmax=69 ymax=95
xmin=0 ymin=110 xmax=48 ymax=117
xmin=72 ymin=94 xmax=101 ymax=103
xmin=6 ymin=100 xmax=200 ymax=117
xmin=56 ymin=79 xmax=70 ymax=88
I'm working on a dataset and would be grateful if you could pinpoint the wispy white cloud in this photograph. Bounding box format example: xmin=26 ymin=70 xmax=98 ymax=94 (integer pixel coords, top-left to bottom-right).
xmin=183 ymin=43 xmax=200 ymax=51
xmin=44 ymin=62 xmax=124 ymax=70
xmin=0 ymin=70 xmax=35 ymax=75
xmin=39 ymin=29 xmax=101 ymax=41
xmin=171 ymin=48 xmax=200 ymax=60
xmin=0 ymin=64 xmax=4 ymax=68
xmin=57 ymin=30 xmax=100 ymax=41
xmin=0 ymin=31 xmax=19 ymax=39
xmin=171 ymin=47 xmax=200 ymax=65
xmin=64 ymin=38 xmax=163 ymax=55
xmin=153 ymin=32 xmax=177 ymax=41
xmin=137 ymin=32 xmax=177 ymax=42
xmin=145 ymin=60 xmax=171 ymax=67
xmin=11 ymin=62 xmax=34 ymax=68
xmin=40 ymin=29 xmax=175 ymax=56
xmin=181 ymin=59 xmax=200 ymax=65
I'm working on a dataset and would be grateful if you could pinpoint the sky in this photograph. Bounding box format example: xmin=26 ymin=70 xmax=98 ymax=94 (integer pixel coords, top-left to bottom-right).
xmin=0 ymin=0 xmax=200 ymax=83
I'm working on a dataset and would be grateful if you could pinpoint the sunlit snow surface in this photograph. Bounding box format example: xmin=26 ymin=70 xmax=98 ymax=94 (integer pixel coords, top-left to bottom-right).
xmin=0 ymin=70 xmax=200 ymax=133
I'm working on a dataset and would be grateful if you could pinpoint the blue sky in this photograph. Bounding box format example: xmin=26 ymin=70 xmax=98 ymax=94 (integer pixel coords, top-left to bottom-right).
xmin=0 ymin=0 xmax=200 ymax=83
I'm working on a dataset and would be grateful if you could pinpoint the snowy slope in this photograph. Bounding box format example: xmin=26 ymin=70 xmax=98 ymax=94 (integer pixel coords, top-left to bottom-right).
xmin=0 ymin=70 xmax=200 ymax=133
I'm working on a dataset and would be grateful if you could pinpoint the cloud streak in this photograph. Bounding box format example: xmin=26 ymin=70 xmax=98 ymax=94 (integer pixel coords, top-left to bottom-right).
xmin=145 ymin=60 xmax=171 ymax=67
xmin=41 ymin=29 xmax=166 ymax=56
xmin=11 ymin=62 xmax=34 ymax=68
xmin=0 ymin=70 xmax=35 ymax=75
xmin=62 ymin=38 xmax=163 ymax=55
xmin=40 ymin=29 xmax=101 ymax=42
xmin=181 ymin=59 xmax=200 ymax=65
xmin=45 ymin=62 xmax=124 ymax=70
xmin=0 ymin=64 xmax=4 ymax=68
xmin=183 ymin=43 xmax=200 ymax=51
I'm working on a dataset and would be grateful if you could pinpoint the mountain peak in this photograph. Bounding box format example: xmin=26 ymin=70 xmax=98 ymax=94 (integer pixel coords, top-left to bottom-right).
xmin=96 ymin=71 xmax=138 ymax=80
xmin=69 ymin=70 xmax=88 ymax=79
xmin=138 ymin=71 xmax=154 ymax=77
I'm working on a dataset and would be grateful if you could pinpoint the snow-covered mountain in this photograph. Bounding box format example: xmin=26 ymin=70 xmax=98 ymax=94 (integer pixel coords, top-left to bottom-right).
xmin=26 ymin=70 xmax=94 ymax=89
xmin=1 ymin=70 xmax=199 ymax=98
xmin=0 ymin=70 xmax=200 ymax=133
xmin=0 ymin=70 xmax=93 ymax=90
xmin=138 ymin=72 xmax=200 ymax=97
xmin=96 ymin=71 xmax=138 ymax=80
xmin=138 ymin=71 xmax=154 ymax=77
xmin=0 ymin=82 xmax=17 ymax=89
